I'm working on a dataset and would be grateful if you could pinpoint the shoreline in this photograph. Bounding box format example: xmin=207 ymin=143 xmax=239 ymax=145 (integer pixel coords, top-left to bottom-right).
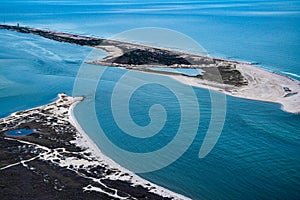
xmin=69 ymin=100 xmax=190 ymax=200
xmin=1 ymin=23 xmax=299 ymax=113
xmin=136 ymin=63 xmax=300 ymax=114
xmin=0 ymin=24 xmax=300 ymax=114
xmin=0 ymin=94 xmax=190 ymax=199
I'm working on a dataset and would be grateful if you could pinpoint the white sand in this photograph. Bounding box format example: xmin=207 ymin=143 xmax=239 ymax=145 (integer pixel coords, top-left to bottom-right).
xmin=0 ymin=93 xmax=190 ymax=199
xmin=69 ymin=101 xmax=190 ymax=200
xmin=93 ymin=42 xmax=300 ymax=114
xmin=236 ymin=64 xmax=300 ymax=113
xmin=150 ymin=63 xmax=300 ymax=114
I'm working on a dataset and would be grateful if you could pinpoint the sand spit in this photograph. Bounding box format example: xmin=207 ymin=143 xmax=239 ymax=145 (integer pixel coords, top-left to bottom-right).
xmin=1 ymin=24 xmax=299 ymax=114
xmin=161 ymin=63 xmax=300 ymax=113
xmin=0 ymin=94 xmax=189 ymax=200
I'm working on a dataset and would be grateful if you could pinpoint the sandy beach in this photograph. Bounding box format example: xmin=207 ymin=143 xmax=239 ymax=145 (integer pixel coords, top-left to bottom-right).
xmin=96 ymin=41 xmax=300 ymax=114
xmin=92 ymin=32 xmax=300 ymax=114
xmin=163 ymin=63 xmax=300 ymax=113
xmin=69 ymin=100 xmax=190 ymax=200
xmin=0 ymin=94 xmax=190 ymax=199
xmin=1 ymin=24 xmax=299 ymax=114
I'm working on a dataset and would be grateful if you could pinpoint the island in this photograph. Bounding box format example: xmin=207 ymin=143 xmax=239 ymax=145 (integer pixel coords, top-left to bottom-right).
xmin=0 ymin=94 xmax=188 ymax=200
xmin=0 ymin=24 xmax=299 ymax=113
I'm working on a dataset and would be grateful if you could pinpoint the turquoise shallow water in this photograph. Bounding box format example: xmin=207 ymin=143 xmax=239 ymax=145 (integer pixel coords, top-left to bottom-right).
xmin=1 ymin=0 xmax=300 ymax=199
xmin=0 ymin=30 xmax=91 ymax=118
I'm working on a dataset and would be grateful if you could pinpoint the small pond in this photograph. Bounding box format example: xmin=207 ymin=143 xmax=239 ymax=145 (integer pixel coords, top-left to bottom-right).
xmin=150 ymin=67 xmax=204 ymax=76
xmin=5 ymin=129 xmax=34 ymax=137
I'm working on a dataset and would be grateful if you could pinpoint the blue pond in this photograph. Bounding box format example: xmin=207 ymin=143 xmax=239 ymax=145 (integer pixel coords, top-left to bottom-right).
xmin=150 ymin=67 xmax=204 ymax=76
xmin=5 ymin=129 xmax=34 ymax=137
xmin=1 ymin=0 xmax=300 ymax=199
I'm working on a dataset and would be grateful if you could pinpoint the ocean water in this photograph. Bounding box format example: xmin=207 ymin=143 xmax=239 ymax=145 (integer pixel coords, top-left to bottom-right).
xmin=1 ymin=0 xmax=300 ymax=199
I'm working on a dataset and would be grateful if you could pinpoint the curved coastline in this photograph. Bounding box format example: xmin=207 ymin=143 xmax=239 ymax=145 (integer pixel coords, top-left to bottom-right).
xmin=0 ymin=94 xmax=190 ymax=199
xmin=1 ymin=24 xmax=299 ymax=114
xmin=69 ymin=99 xmax=190 ymax=199
xmin=149 ymin=63 xmax=300 ymax=114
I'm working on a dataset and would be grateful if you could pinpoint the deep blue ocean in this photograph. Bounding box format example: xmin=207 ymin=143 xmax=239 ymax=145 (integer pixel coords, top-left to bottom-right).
xmin=1 ymin=1 xmax=300 ymax=199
